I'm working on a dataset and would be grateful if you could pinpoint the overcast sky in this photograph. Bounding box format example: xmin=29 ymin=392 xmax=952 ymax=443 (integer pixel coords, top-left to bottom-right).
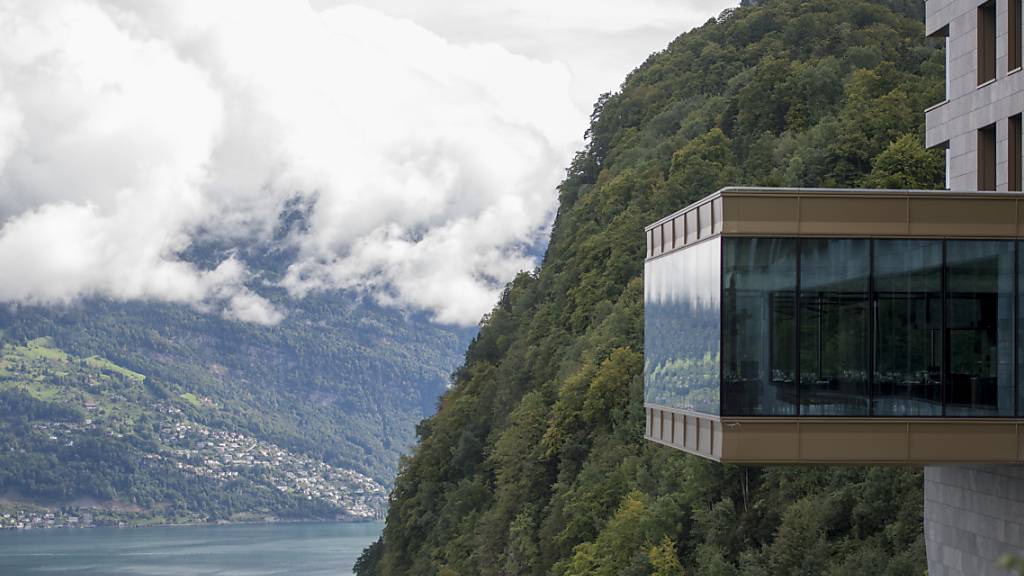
xmin=0 ymin=0 xmax=735 ymax=326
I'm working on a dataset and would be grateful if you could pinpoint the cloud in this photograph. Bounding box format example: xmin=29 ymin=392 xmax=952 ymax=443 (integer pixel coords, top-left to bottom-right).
xmin=328 ymin=0 xmax=732 ymax=35
xmin=320 ymin=0 xmax=738 ymax=108
xmin=0 ymin=0 xmax=586 ymax=325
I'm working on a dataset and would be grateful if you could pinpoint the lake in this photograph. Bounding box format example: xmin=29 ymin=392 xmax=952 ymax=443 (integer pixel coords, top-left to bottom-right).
xmin=0 ymin=521 xmax=383 ymax=575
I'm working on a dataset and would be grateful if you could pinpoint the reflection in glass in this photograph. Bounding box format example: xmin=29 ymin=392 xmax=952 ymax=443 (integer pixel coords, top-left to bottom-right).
xmin=643 ymin=239 xmax=721 ymax=414
xmin=722 ymin=238 xmax=797 ymax=415
xmin=946 ymin=240 xmax=1014 ymax=416
xmin=873 ymin=240 xmax=943 ymax=416
xmin=799 ymin=239 xmax=870 ymax=415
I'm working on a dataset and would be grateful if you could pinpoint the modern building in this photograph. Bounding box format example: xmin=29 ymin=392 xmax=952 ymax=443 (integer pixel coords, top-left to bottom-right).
xmin=643 ymin=1 xmax=1024 ymax=574
xmin=644 ymin=187 xmax=1024 ymax=464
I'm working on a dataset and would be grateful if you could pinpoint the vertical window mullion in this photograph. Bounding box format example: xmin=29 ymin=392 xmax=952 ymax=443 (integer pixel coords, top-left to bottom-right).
xmin=942 ymin=239 xmax=948 ymax=417
xmin=795 ymin=237 xmax=801 ymax=417
xmin=719 ymin=237 xmax=724 ymax=417
xmin=868 ymin=239 xmax=876 ymax=416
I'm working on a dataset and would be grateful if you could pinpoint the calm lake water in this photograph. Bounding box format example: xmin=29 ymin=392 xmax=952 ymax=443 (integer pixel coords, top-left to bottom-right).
xmin=0 ymin=521 xmax=383 ymax=576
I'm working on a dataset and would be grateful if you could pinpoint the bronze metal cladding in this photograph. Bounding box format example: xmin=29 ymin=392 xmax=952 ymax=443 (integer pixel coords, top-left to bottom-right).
xmin=644 ymin=404 xmax=1024 ymax=465
xmin=645 ymin=187 xmax=1024 ymax=263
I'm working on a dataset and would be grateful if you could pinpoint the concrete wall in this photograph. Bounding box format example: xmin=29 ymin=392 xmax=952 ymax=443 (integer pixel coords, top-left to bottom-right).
xmin=925 ymin=465 xmax=1024 ymax=575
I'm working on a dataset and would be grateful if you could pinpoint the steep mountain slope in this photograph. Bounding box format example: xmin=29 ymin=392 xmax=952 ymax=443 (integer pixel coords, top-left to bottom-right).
xmin=357 ymin=1 xmax=943 ymax=574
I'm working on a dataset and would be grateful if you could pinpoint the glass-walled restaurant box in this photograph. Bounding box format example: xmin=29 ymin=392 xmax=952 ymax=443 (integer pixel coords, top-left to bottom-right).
xmin=644 ymin=188 xmax=1024 ymax=464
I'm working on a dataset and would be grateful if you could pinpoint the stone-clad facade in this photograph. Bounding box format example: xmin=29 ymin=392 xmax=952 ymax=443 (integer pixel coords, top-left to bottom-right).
xmin=925 ymin=0 xmax=1023 ymax=192
xmin=925 ymin=466 xmax=1024 ymax=575
xmin=925 ymin=1 xmax=1024 ymax=574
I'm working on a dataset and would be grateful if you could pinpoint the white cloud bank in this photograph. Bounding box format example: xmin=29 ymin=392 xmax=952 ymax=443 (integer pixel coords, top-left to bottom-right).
xmin=0 ymin=0 xmax=584 ymax=325
xmin=325 ymin=0 xmax=737 ymax=109
xmin=0 ymin=0 xmax=733 ymax=326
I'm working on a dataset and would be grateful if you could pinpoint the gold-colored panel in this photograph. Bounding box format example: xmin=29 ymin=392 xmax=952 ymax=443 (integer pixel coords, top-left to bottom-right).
xmin=909 ymin=198 xmax=1017 ymax=237
xmin=660 ymin=410 xmax=671 ymax=442
xmin=644 ymin=403 xmax=1024 ymax=464
xmin=798 ymin=197 xmax=909 ymax=236
xmin=797 ymin=422 xmax=908 ymax=462
xmin=721 ymin=195 xmax=741 ymax=234
xmin=698 ymin=418 xmax=713 ymax=455
xmin=723 ymin=421 xmax=799 ymax=461
xmin=698 ymin=203 xmax=713 ymax=239
xmin=685 ymin=414 xmax=699 ymax=452
xmin=712 ymin=420 xmax=722 ymax=458
xmin=712 ymin=198 xmax=723 ymax=235
xmin=729 ymin=196 xmax=799 ymax=235
xmin=909 ymin=422 xmax=1018 ymax=462
xmin=671 ymin=413 xmax=683 ymax=446
xmin=685 ymin=211 xmax=698 ymax=244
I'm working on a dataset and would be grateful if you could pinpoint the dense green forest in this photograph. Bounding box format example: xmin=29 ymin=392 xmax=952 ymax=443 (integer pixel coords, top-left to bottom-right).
xmin=357 ymin=0 xmax=944 ymax=574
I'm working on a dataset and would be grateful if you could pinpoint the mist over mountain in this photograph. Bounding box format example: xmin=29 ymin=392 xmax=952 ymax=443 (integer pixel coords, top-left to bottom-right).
xmin=0 ymin=0 xmax=585 ymax=327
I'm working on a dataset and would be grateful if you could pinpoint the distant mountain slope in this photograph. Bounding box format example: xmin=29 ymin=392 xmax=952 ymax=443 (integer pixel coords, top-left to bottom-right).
xmin=0 ymin=291 xmax=473 ymax=489
xmin=0 ymin=336 xmax=389 ymax=525
xmin=358 ymin=1 xmax=942 ymax=574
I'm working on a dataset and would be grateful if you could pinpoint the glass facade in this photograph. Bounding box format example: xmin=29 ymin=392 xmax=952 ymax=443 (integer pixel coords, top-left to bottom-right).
xmin=722 ymin=238 xmax=797 ymax=415
xmin=945 ymin=240 xmax=1014 ymax=416
xmin=648 ymin=235 xmax=1024 ymax=418
xmin=799 ymin=239 xmax=871 ymax=416
xmin=643 ymin=238 xmax=720 ymax=414
xmin=873 ymin=240 xmax=943 ymax=416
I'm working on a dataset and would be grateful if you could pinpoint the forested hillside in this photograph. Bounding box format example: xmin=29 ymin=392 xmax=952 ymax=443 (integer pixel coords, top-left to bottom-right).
xmin=0 ymin=337 xmax=387 ymax=525
xmin=0 ymin=289 xmax=471 ymax=491
xmin=357 ymin=0 xmax=944 ymax=574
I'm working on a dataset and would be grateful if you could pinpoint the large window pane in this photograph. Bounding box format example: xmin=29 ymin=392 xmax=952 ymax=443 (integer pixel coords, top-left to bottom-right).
xmin=946 ymin=240 xmax=1014 ymax=416
xmin=873 ymin=240 xmax=943 ymax=416
xmin=722 ymin=238 xmax=797 ymax=416
xmin=1020 ymin=240 xmax=1024 ymax=417
xmin=799 ymin=239 xmax=870 ymax=416
xmin=644 ymin=238 xmax=721 ymax=414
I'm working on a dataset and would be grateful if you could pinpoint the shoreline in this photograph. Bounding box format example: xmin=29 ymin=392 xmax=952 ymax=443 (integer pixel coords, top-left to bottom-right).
xmin=0 ymin=514 xmax=385 ymax=533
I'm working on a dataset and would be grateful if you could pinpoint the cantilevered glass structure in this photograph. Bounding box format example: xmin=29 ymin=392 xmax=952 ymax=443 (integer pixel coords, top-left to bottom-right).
xmin=644 ymin=187 xmax=1024 ymax=464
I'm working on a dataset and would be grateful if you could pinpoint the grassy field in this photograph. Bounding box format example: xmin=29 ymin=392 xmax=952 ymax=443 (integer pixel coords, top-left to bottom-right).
xmin=0 ymin=336 xmax=171 ymax=429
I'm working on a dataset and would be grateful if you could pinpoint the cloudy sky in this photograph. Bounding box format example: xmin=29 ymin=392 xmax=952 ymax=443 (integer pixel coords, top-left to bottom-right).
xmin=0 ymin=0 xmax=734 ymax=326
